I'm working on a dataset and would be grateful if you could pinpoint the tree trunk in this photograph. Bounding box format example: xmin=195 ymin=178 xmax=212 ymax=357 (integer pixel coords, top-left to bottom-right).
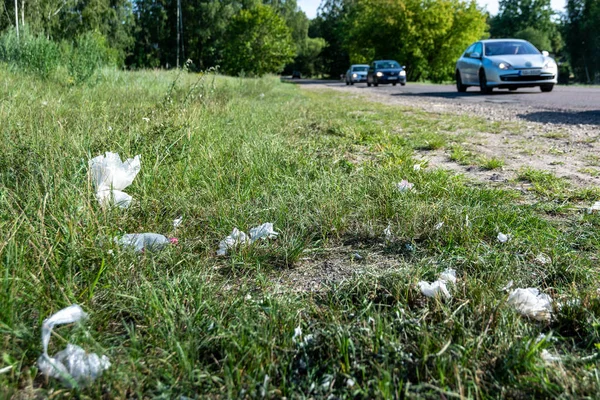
xmin=14 ymin=0 xmax=19 ymax=37
xmin=21 ymin=0 xmax=24 ymax=27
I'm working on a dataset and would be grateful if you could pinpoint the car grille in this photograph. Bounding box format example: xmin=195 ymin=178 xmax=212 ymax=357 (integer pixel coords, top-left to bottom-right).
xmin=500 ymin=75 xmax=554 ymax=82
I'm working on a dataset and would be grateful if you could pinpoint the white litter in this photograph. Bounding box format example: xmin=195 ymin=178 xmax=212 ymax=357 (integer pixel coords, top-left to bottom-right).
xmin=413 ymin=164 xmax=421 ymax=171
xmin=346 ymin=378 xmax=356 ymax=388
xmin=89 ymin=152 xmax=141 ymax=209
xmin=434 ymin=222 xmax=444 ymax=230
xmin=115 ymin=233 xmax=178 ymax=252
xmin=173 ymin=216 xmax=183 ymax=229
xmin=497 ymin=232 xmax=510 ymax=243
xmin=587 ymin=201 xmax=600 ymax=214
xmin=292 ymin=326 xmax=302 ymax=343
xmin=216 ymin=223 xmax=278 ymax=256
xmin=501 ymin=280 xmax=514 ymax=292
xmin=418 ymin=268 xmax=456 ymax=299
xmin=535 ymin=253 xmax=551 ymax=265
xmin=249 ymin=223 xmax=279 ymax=241
xmin=37 ymin=305 xmax=110 ymax=388
xmin=540 ymin=349 xmax=561 ymax=363
xmin=507 ymin=288 xmax=553 ymax=321
xmin=396 ymin=180 xmax=414 ymax=192
xmin=384 ymin=224 xmax=393 ymax=242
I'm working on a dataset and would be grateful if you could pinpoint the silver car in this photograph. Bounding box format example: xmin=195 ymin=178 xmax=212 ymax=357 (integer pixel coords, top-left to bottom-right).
xmin=455 ymin=39 xmax=558 ymax=93
xmin=345 ymin=64 xmax=369 ymax=85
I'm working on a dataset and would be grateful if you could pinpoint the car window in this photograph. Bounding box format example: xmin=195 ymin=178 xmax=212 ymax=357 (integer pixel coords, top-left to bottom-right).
xmin=471 ymin=43 xmax=482 ymax=57
xmin=485 ymin=41 xmax=541 ymax=56
xmin=376 ymin=61 xmax=400 ymax=69
xmin=353 ymin=66 xmax=368 ymax=72
xmin=464 ymin=44 xmax=475 ymax=57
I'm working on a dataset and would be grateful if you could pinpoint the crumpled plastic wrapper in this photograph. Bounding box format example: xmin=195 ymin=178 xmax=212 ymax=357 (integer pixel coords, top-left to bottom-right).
xmin=418 ymin=268 xmax=456 ymax=299
xmin=217 ymin=223 xmax=279 ymax=256
xmin=115 ymin=233 xmax=178 ymax=252
xmin=507 ymin=288 xmax=553 ymax=321
xmin=37 ymin=305 xmax=110 ymax=388
xmin=396 ymin=180 xmax=414 ymax=192
xmin=497 ymin=232 xmax=510 ymax=243
xmin=89 ymin=152 xmax=141 ymax=208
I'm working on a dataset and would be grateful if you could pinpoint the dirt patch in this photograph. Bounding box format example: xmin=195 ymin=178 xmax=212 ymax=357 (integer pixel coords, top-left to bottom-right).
xmin=303 ymin=84 xmax=600 ymax=189
xmin=271 ymin=245 xmax=406 ymax=293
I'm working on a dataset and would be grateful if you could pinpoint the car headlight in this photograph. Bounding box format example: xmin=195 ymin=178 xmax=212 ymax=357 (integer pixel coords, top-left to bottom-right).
xmin=376 ymin=72 xmax=383 ymax=77
xmin=399 ymin=70 xmax=406 ymax=76
xmin=543 ymin=61 xmax=557 ymax=69
xmin=352 ymin=73 xmax=358 ymax=78
xmin=498 ymin=62 xmax=513 ymax=70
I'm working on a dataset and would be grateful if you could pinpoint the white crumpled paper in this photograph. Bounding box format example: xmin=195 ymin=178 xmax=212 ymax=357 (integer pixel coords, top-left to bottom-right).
xmin=89 ymin=152 xmax=141 ymax=208
xmin=217 ymin=223 xmax=279 ymax=256
xmin=507 ymin=288 xmax=553 ymax=321
xmin=115 ymin=233 xmax=178 ymax=252
xmin=396 ymin=180 xmax=414 ymax=192
xmin=37 ymin=305 xmax=110 ymax=388
xmin=497 ymin=232 xmax=510 ymax=243
xmin=418 ymin=268 xmax=456 ymax=299
xmin=587 ymin=201 xmax=600 ymax=214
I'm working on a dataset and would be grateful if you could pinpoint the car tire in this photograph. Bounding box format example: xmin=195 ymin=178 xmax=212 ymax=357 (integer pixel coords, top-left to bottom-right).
xmin=540 ymin=84 xmax=554 ymax=92
xmin=456 ymin=70 xmax=467 ymax=93
xmin=373 ymin=79 xmax=379 ymax=87
xmin=392 ymin=83 xmax=397 ymax=86
xmin=367 ymin=81 xmax=371 ymax=87
xmin=479 ymin=70 xmax=492 ymax=94
xmin=346 ymin=80 xmax=349 ymax=85
xmin=401 ymin=83 xmax=406 ymax=86
xmin=350 ymin=82 xmax=354 ymax=85
xmin=509 ymin=87 xmax=517 ymax=91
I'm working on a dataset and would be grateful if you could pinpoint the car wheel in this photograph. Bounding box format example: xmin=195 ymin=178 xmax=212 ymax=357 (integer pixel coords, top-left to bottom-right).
xmin=373 ymin=79 xmax=379 ymax=87
xmin=479 ymin=69 xmax=492 ymax=94
xmin=509 ymin=87 xmax=517 ymax=91
xmin=367 ymin=81 xmax=371 ymax=87
xmin=400 ymin=83 xmax=406 ymax=86
xmin=392 ymin=83 xmax=397 ymax=86
xmin=350 ymin=81 xmax=354 ymax=85
xmin=540 ymin=84 xmax=554 ymax=92
xmin=345 ymin=80 xmax=349 ymax=85
xmin=456 ymin=70 xmax=467 ymax=93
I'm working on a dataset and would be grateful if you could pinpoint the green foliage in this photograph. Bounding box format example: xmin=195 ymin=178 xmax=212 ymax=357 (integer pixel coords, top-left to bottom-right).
xmin=293 ymin=37 xmax=327 ymax=77
xmin=515 ymin=27 xmax=553 ymax=51
xmin=563 ymin=0 xmax=600 ymax=83
xmin=0 ymin=29 xmax=60 ymax=79
xmin=222 ymin=4 xmax=295 ymax=76
xmin=66 ymin=32 xmax=114 ymax=83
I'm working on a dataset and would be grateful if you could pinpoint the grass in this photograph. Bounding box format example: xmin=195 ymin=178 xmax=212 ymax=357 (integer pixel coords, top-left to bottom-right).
xmin=1 ymin=66 xmax=600 ymax=398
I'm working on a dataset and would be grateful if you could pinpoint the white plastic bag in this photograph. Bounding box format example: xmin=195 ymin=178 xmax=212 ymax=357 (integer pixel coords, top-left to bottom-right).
xmin=396 ymin=180 xmax=414 ymax=192
xmin=115 ymin=233 xmax=178 ymax=252
xmin=497 ymin=232 xmax=510 ymax=243
xmin=217 ymin=223 xmax=278 ymax=256
xmin=37 ymin=305 xmax=110 ymax=388
xmin=418 ymin=268 xmax=456 ymax=299
xmin=507 ymin=288 xmax=553 ymax=321
xmin=89 ymin=152 xmax=141 ymax=208
xmin=217 ymin=228 xmax=250 ymax=256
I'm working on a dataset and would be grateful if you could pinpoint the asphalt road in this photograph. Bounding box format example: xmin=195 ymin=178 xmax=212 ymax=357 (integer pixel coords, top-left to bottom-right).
xmin=288 ymin=79 xmax=600 ymax=125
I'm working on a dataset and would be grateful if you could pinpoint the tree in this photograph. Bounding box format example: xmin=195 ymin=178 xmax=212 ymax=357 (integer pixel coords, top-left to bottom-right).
xmin=222 ymin=4 xmax=295 ymax=75
xmin=563 ymin=0 xmax=600 ymax=82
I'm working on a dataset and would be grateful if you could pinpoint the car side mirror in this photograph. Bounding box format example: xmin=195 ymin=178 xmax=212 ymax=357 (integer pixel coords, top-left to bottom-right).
xmin=470 ymin=52 xmax=481 ymax=59
xmin=542 ymin=50 xmax=549 ymax=57
xmin=402 ymin=66 xmax=406 ymax=69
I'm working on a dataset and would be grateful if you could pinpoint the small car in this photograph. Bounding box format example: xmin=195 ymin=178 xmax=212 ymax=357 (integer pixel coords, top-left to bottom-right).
xmin=455 ymin=39 xmax=558 ymax=93
xmin=292 ymin=70 xmax=302 ymax=79
xmin=345 ymin=64 xmax=369 ymax=85
xmin=367 ymin=60 xmax=406 ymax=87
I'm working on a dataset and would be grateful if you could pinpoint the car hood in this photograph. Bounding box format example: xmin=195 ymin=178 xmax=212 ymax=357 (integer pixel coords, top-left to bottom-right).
xmin=375 ymin=68 xmax=402 ymax=73
xmin=352 ymin=71 xmax=367 ymax=75
xmin=486 ymin=54 xmax=549 ymax=68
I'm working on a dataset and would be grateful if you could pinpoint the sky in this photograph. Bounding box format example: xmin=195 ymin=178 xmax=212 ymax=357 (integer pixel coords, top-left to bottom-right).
xmin=297 ymin=0 xmax=566 ymax=19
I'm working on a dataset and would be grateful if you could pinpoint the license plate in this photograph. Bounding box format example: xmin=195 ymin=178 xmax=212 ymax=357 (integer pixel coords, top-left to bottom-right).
xmin=521 ymin=69 xmax=541 ymax=76
xmin=387 ymin=76 xmax=398 ymax=80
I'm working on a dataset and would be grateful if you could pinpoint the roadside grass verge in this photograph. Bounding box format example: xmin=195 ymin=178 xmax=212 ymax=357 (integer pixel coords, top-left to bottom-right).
xmin=0 ymin=67 xmax=599 ymax=398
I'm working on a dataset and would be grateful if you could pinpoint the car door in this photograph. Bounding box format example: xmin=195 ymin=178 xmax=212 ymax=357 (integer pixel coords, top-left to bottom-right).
xmin=457 ymin=44 xmax=474 ymax=83
xmin=464 ymin=42 xmax=483 ymax=84
xmin=367 ymin=62 xmax=376 ymax=83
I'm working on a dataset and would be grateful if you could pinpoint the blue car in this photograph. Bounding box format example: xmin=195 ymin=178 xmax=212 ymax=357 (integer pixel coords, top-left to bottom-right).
xmin=367 ymin=60 xmax=406 ymax=87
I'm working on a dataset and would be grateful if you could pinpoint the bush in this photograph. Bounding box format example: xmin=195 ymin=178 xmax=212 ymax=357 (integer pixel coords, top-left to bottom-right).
xmin=0 ymin=29 xmax=61 ymax=79
xmin=66 ymin=32 xmax=110 ymax=84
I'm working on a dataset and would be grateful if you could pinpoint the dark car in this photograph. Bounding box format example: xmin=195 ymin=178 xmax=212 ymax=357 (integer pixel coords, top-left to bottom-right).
xmin=292 ymin=70 xmax=302 ymax=79
xmin=367 ymin=60 xmax=406 ymax=87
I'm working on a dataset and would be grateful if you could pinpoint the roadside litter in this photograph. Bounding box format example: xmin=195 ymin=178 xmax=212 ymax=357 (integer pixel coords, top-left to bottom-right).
xmin=396 ymin=180 xmax=414 ymax=192
xmin=587 ymin=201 xmax=600 ymax=214
xmin=37 ymin=305 xmax=110 ymax=388
xmin=418 ymin=268 xmax=456 ymax=299
xmin=173 ymin=216 xmax=183 ymax=229
xmin=507 ymin=288 xmax=553 ymax=321
xmin=89 ymin=152 xmax=141 ymax=209
xmin=115 ymin=233 xmax=178 ymax=252
xmin=497 ymin=232 xmax=510 ymax=243
xmin=217 ymin=223 xmax=278 ymax=256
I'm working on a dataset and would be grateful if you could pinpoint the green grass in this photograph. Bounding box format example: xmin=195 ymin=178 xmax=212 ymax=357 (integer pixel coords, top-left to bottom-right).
xmin=1 ymin=66 xmax=600 ymax=398
xmin=479 ymin=156 xmax=505 ymax=170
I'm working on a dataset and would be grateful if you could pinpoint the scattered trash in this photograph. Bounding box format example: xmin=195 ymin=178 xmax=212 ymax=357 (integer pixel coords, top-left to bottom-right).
xmin=0 ymin=365 xmax=13 ymax=374
xmin=37 ymin=305 xmax=110 ymax=388
xmin=292 ymin=326 xmax=302 ymax=343
xmin=89 ymin=152 xmax=141 ymax=209
xmin=540 ymin=349 xmax=561 ymax=363
xmin=434 ymin=222 xmax=444 ymax=230
xmin=587 ymin=201 xmax=600 ymax=214
xmin=217 ymin=224 xmax=278 ymax=256
xmin=418 ymin=268 xmax=456 ymax=300
xmin=507 ymin=288 xmax=553 ymax=321
xmin=396 ymin=180 xmax=414 ymax=192
xmin=352 ymin=253 xmax=363 ymax=261
xmin=142 ymin=117 xmax=150 ymax=122
xmin=107 ymin=126 xmax=113 ymax=132
xmin=465 ymin=215 xmax=471 ymax=228
xmin=535 ymin=253 xmax=551 ymax=265
xmin=384 ymin=224 xmax=393 ymax=242
xmin=413 ymin=164 xmax=421 ymax=171
xmin=497 ymin=232 xmax=510 ymax=243
xmin=173 ymin=216 xmax=183 ymax=229
xmin=249 ymin=223 xmax=279 ymax=241
xmin=501 ymin=280 xmax=514 ymax=291
xmin=346 ymin=378 xmax=356 ymax=388
xmin=115 ymin=233 xmax=178 ymax=252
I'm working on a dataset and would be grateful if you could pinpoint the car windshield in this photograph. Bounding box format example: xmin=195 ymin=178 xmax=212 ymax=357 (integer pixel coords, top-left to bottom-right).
xmin=484 ymin=41 xmax=540 ymax=56
xmin=353 ymin=66 xmax=368 ymax=72
xmin=376 ymin=61 xmax=400 ymax=69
